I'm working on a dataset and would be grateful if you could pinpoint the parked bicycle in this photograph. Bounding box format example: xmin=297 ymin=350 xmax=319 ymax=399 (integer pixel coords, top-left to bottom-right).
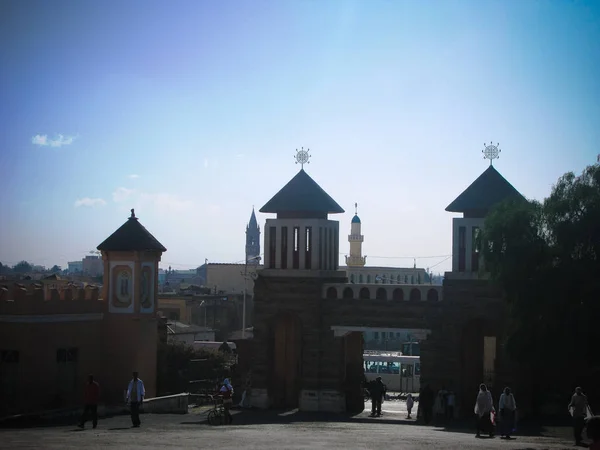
xmin=207 ymin=395 xmax=228 ymax=426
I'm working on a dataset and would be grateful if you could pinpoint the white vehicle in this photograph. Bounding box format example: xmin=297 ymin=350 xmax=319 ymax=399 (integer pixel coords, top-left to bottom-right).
xmin=363 ymin=350 xmax=420 ymax=393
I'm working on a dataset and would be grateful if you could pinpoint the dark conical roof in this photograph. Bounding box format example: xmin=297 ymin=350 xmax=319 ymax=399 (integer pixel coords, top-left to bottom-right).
xmin=260 ymin=169 xmax=344 ymax=214
xmin=445 ymin=165 xmax=524 ymax=214
xmin=351 ymin=214 xmax=361 ymax=224
xmin=97 ymin=209 xmax=167 ymax=252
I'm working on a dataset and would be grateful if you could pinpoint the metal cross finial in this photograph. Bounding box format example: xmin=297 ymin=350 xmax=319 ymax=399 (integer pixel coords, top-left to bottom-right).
xmin=482 ymin=142 xmax=501 ymax=166
xmin=130 ymin=208 xmax=136 ymax=218
xmin=355 ymin=202 xmax=358 ymax=215
xmin=294 ymin=147 xmax=311 ymax=169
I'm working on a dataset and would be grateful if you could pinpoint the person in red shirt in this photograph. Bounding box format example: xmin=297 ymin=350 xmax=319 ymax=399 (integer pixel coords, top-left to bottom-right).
xmin=78 ymin=374 xmax=100 ymax=429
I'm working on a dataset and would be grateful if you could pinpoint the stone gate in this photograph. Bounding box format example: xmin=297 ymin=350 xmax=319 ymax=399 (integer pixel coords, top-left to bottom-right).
xmin=245 ymin=161 xmax=525 ymax=416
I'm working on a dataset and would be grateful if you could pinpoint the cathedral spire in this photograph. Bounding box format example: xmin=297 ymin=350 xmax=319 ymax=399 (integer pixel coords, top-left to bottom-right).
xmin=246 ymin=207 xmax=261 ymax=264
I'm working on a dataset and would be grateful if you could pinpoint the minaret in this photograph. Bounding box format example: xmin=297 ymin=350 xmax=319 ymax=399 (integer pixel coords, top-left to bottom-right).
xmin=246 ymin=207 xmax=261 ymax=264
xmin=345 ymin=203 xmax=366 ymax=267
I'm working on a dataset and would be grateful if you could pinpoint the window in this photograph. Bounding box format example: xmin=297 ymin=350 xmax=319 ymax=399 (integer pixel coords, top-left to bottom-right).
xmin=415 ymin=363 xmax=421 ymax=376
xmin=269 ymin=227 xmax=277 ymax=269
xmin=366 ymin=275 xmax=371 ymax=283
xmin=350 ymin=274 xmax=355 ymax=283
xmin=281 ymin=226 xmax=288 ymax=269
xmin=373 ymin=332 xmax=379 ymax=339
xmin=293 ymin=227 xmax=300 ymax=269
xmin=471 ymin=226 xmax=480 ymax=272
xmin=359 ymin=274 xmax=363 ymax=283
xmin=1 ymin=350 xmax=19 ymax=363
xmin=458 ymin=226 xmax=466 ymax=272
xmin=305 ymin=227 xmax=312 ymax=269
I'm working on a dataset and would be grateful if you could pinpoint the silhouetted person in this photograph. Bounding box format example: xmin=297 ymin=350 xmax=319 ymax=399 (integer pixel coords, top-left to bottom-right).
xmin=568 ymin=386 xmax=588 ymax=446
xmin=498 ymin=386 xmax=517 ymax=439
xmin=369 ymin=377 xmax=386 ymax=417
xmin=77 ymin=374 xmax=100 ymax=429
xmin=474 ymin=383 xmax=495 ymax=438
xmin=126 ymin=371 xmax=145 ymax=428
xmin=420 ymin=385 xmax=434 ymax=424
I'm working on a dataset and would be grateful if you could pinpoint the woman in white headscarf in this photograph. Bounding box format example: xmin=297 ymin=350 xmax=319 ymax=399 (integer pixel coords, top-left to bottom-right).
xmin=219 ymin=378 xmax=234 ymax=424
xmin=474 ymin=383 xmax=495 ymax=438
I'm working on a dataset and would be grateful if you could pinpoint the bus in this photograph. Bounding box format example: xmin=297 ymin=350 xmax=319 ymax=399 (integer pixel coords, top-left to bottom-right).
xmin=363 ymin=350 xmax=420 ymax=393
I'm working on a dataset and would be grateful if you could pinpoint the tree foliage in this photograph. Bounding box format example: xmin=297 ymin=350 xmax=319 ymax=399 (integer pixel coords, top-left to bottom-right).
xmin=12 ymin=261 xmax=32 ymax=273
xmin=156 ymin=341 xmax=230 ymax=396
xmin=480 ymin=164 xmax=600 ymax=368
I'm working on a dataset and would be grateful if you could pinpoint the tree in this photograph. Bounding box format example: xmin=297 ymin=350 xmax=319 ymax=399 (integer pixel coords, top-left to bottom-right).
xmin=12 ymin=261 xmax=32 ymax=273
xmin=50 ymin=265 xmax=62 ymax=273
xmin=480 ymin=164 xmax=600 ymax=373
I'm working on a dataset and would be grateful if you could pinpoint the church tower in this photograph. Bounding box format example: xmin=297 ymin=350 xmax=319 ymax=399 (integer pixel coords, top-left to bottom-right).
xmin=345 ymin=203 xmax=366 ymax=267
xmin=246 ymin=207 xmax=261 ymax=264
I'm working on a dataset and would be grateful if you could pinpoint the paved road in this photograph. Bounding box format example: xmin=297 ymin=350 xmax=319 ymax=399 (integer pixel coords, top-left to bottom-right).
xmin=0 ymin=401 xmax=578 ymax=450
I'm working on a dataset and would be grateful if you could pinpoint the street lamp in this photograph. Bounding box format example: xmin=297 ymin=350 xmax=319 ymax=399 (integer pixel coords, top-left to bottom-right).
xmin=241 ymin=256 xmax=261 ymax=338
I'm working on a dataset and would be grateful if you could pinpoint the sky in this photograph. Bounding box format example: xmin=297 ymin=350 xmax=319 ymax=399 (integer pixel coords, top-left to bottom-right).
xmin=0 ymin=0 xmax=599 ymax=274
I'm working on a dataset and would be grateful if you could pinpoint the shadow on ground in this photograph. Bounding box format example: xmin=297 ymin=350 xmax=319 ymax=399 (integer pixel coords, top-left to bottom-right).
xmin=195 ymin=408 xmax=573 ymax=441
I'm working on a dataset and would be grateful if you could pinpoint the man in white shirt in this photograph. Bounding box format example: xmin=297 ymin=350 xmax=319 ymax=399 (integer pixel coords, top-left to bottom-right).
xmin=126 ymin=371 xmax=145 ymax=427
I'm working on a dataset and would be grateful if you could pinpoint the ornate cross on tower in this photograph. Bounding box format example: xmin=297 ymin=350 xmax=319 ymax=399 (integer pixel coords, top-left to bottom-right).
xmin=482 ymin=142 xmax=501 ymax=166
xmin=294 ymin=147 xmax=311 ymax=169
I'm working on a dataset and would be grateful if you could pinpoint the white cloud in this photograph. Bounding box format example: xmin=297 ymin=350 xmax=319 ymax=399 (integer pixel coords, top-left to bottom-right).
xmin=112 ymin=187 xmax=135 ymax=203
xmin=74 ymin=197 xmax=106 ymax=208
xmin=32 ymin=134 xmax=77 ymax=147
xmin=128 ymin=174 xmax=140 ymax=179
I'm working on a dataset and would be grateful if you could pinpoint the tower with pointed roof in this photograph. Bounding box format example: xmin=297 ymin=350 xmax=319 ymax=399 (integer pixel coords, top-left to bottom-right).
xmin=259 ymin=168 xmax=345 ymax=270
xmin=245 ymin=208 xmax=261 ymax=264
xmin=345 ymin=203 xmax=366 ymax=267
xmin=96 ymin=208 xmax=166 ymax=400
xmin=445 ymin=161 xmax=523 ymax=274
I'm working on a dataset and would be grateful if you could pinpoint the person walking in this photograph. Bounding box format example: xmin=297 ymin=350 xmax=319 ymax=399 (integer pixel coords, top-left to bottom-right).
xmin=368 ymin=377 xmax=386 ymax=417
xmin=406 ymin=393 xmax=415 ymax=419
xmin=77 ymin=374 xmax=100 ymax=429
xmin=568 ymin=386 xmax=589 ymax=446
xmin=126 ymin=371 xmax=145 ymax=428
xmin=474 ymin=383 xmax=495 ymax=438
xmin=498 ymin=387 xmax=517 ymax=439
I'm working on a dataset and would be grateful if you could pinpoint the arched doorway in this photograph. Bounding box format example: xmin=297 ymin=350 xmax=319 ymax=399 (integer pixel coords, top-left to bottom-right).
xmin=272 ymin=313 xmax=302 ymax=408
xmin=326 ymin=287 xmax=338 ymax=299
xmin=359 ymin=287 xmax=370 ymax=299
xmin=392 ymin=288 xmax=404 ymax=301
xmin=427 ymin=289 xmax=439 ymax=302
xmin=376 ymin=288 xmax=387 ymax=300
xmin=342 ymin=287 xmax=354 ymax=299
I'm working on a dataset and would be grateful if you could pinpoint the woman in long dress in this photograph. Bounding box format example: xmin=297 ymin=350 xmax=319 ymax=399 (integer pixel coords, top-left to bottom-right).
xmin=474 ymin=383 xmax=495 ymax=438
xmin=498 ymin=387 xmax=517 ymax=439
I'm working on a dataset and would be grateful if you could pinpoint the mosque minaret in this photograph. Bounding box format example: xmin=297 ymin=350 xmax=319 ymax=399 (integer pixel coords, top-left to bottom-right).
xmin=345 ymin=203 xmax=366 ymax=267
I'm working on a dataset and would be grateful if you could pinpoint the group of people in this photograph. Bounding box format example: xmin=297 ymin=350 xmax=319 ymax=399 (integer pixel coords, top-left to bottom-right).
xmin=77 ymin=372 xmax=235 ymax=429
xmin=78 ymin=371 xmax=146 ymax=429
xmin=474 ymin=384 xmax=517 ymax=439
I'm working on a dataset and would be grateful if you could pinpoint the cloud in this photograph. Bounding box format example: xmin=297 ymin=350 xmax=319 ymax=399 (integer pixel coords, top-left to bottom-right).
xmin=32 ymin=134 xmax=77 ymax=147
xmin=128 ymin=174 xmax=140 ymax=179
xmin=112 ymin=187 xmax=135 ymax=203
xmin=74 ymin=197 xmax=106 ymax=208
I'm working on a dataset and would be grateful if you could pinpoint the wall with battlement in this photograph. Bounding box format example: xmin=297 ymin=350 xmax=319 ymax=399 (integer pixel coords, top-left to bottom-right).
xmin=0 ymin=282 xmax=104 ymax=315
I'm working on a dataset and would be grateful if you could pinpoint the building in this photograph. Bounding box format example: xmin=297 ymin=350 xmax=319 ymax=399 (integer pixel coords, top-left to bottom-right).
xmin=166 ymin=321 xmax=215 ymax=345
xmin=67 ymin=260 xmax=83 ymax=274
xmin=0 ymin=209 xmax=166 ymax=416
xmin=242 ymin=150 xmax=527 ymax=416
xmin=246 ymin=208 xmax=261 ymax=265
xmin=82 ymin=255 xmax=103 ymax=276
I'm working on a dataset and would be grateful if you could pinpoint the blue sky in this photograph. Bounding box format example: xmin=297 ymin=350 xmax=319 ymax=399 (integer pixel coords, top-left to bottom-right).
xmin=1 ymin=0 xmax=599 ymax=273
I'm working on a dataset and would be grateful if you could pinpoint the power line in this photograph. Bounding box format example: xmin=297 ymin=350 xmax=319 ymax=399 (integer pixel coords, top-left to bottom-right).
xmin=338 ymin=253 xmax=451 ymax=260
